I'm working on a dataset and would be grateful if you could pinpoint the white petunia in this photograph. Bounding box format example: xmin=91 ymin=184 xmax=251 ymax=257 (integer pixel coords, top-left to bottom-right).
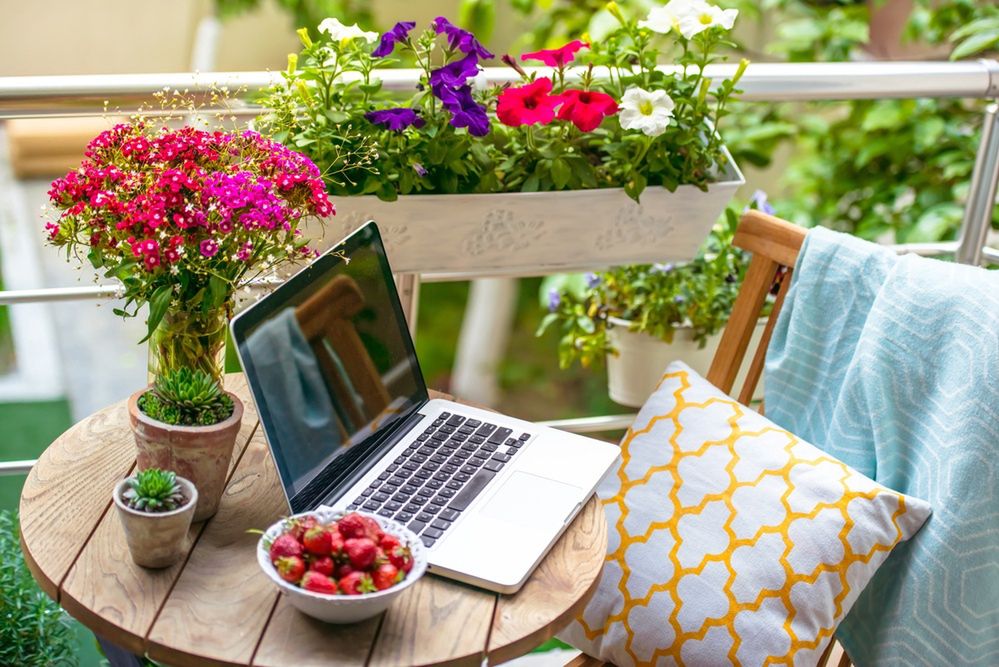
xmin=619 ymin=87 xmax=675 ymax=137
xmin=318 ymin=18 xmax=378 ymax=44
xmin=639 ymin=0 xmax=737 ymax=39
xmin=638 ymin=0 xmax=692 ymax=34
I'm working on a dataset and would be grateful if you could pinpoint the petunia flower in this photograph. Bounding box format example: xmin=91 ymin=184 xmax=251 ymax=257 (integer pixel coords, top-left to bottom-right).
xmin=547 ymin=288 xmax=561 ymax=312
xmin=437 ymin=85 xmax=490 ymax=136
xmin=364 ymin=107 xmax=425 ymax=132
xmin=432 ymin=16 xmax=494 ymax=60
xmin=318 ymin=17 xmax=378 ymax=44
xmin=496 ymin=78 xmax=562 ymax=127
xmin=747 ymin=189 xmax=776 ymax=215
xmin=429 ymin=52 xmax=481 ymax=91
xmin=638 ymin=0 xmax=688 ymax=34
xmin=675 ymin=0 xmax=737 ymax=39
xmin=619 ymin=87 xmax=675 ymax=137
xmin=557 ymin=89 xmax=618 ymax=132
xmin=521 ymin=40 xmax=589 ymax=68
xmin=372 ymin=21 xmax=416 ymax=58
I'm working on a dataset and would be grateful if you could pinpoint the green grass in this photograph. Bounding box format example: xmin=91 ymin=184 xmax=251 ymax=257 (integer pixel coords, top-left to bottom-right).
xmin=0 ymin=400 xmax=74 ymax=512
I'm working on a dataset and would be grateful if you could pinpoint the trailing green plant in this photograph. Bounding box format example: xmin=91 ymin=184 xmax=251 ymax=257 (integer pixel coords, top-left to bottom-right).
xmin=123 ymin=469 xmax=188 ymax=513
xmin=538 ymin=199 xmax=759 ymax=368
xmin=0 ymin=510 xmax=77 ymax=666
xmin=138 ymin=367 xmax=235 ymax=426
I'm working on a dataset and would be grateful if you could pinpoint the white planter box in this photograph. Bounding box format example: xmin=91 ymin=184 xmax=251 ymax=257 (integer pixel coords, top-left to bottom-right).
xmin=314 ymin=156 xmax=744 ymax=277
xmin=606 ymin=317 xmax=766 ymax=408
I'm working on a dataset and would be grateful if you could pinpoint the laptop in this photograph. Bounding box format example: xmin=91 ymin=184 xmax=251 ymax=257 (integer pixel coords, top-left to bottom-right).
xmin=231 ymin=221 xmax=620 ymax=593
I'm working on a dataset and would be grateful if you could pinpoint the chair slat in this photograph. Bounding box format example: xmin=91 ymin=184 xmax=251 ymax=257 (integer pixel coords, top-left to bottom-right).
xmin=733 ymin=210 xmax=806 ymax=268
xmin=737 ymin=266 xmax=792 ymax=406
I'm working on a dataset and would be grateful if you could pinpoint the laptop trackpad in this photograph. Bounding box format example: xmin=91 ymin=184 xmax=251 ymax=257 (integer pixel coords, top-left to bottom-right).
xmin=480 ymin=471 xmax=581 ymax=527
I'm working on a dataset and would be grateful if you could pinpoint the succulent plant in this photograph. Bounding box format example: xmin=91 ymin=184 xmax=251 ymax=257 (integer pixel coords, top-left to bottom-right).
xmin=138 ymin=367 xmax=234 ymax=426
xmin=123 ymin=469 xmax=187 ymax=512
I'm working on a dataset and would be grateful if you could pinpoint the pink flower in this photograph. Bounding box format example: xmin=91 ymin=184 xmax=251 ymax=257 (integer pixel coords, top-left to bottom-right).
xmin=496 ymin=78 xmax=562 ymax=127
xmin=199 ymin=239 xmax=219 ymax=258
xmin=557 ymin=89 xmax=619 ymax=132
xmin=521 ymin=40 xmax=588 ymax=68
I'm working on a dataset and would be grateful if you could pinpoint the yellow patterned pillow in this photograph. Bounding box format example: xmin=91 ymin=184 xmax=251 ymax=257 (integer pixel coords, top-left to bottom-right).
xmin=558 ymin=362 xmax=931 ymax=666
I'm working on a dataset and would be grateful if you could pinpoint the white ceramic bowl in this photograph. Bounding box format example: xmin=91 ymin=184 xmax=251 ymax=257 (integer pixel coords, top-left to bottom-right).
xmin=257 ymin=508 xmax=428 ymax=623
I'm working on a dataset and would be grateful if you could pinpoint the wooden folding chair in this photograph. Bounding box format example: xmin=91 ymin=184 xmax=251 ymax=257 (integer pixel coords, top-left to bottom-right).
xmin=565 ymin=210 xmax=853 ymax=667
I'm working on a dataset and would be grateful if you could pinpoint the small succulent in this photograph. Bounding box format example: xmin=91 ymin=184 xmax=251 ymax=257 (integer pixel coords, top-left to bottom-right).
xmin=123 ymin=469 xmax=186 ymax=512
xmin=138 ymin=367 xmax=234 ymax=426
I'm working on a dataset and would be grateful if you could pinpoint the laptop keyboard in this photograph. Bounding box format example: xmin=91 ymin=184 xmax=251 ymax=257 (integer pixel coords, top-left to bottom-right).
xmin=346 ymin=412 xmax=531 ymax=548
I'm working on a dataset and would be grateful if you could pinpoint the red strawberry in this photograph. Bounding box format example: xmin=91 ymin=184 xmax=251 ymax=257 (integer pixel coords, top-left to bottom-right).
xmin=388 ymin=545 xmax=414 ymax=574
xmin=329 ymin=532 xmax=346 ymax=561
xmin=371 ymin=563 xmax=402 ymax=591
xmin=339 ymin=571 xmax=376 ymax=595
xmin=380 ymin=534 xmax=401 ymax=552
xmin=287 ymin=515 xmax=319 ymax=541
xmin=337 ymin=512 xmax=367 ymax=539
xmin=336 ymin=563 xmax=355 ymax=579
xmin=269 ymin=533 xmax=304 ymax=561
xmin=310 ymin=555 xmax=335 ymax=576
xmin=274 ymin=555 xmax=306 ymax=584
xmin=374 ymin=547 xmax=388 ymax=566
xmin=344 ymin=537 xmax=377 ymax=570
xmin=301 ymin=571 xmax=338 ymax=595
xmin=303 ymin=526 xmax=333 ymax=555
xmin=359 ymin=515 xmax=385 ymax=542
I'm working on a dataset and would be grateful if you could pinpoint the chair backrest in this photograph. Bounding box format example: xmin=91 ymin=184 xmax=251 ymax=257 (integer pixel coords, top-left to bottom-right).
xmin=706 ymin=210 xmax=806 ymax=407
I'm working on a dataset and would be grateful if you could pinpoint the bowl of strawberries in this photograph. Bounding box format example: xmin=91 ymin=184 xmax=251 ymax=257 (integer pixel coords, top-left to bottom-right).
xmin=257 ymin=508 xmax=427 ymax=623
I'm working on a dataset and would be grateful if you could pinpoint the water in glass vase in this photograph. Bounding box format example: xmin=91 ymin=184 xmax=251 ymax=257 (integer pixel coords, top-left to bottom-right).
xmin=148 ymin=309 xmax=228 ymax=386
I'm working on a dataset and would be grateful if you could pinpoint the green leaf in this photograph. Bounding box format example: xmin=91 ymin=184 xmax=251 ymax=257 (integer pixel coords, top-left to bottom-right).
xmin=903 ymin=203 xmax=963 ymax=243
xmin=951 ymin=28 xmax=999 ymax=60
xmin=551 ymin=158 xmax=571 ymax=189
xmin=861 ymin=101 xmax=907 ymax=132
xmin=140 ymin=285 xmax=173 ymax=344
xmin=205 ymin=275 xmax=229 ymax=311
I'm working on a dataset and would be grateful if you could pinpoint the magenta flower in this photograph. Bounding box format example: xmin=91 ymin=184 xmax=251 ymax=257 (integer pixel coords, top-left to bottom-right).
xmin=521 ymin=40 xmax=589 ymax=68
xmin=373 ymin=21 xmax=416 ymax=58
xmin=199 ymin=239 xmax=220 ymax=258
xmin=365 ymin=108 xmax=425 ymax=132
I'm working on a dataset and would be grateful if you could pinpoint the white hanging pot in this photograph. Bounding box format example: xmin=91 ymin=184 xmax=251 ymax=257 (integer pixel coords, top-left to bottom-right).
xmin=605 ymin=316 xmax=767 ymax=408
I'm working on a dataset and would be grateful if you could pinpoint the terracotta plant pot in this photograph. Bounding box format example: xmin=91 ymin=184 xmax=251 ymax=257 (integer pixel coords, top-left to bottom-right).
xmin=113 ymin=475 xmax=198 ymax=568
xmin=128 ymin=389 xmax=243 ymax=522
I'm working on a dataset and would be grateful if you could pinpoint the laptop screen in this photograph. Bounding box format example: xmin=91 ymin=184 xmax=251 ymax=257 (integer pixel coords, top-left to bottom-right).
xmin=233 ymin=222 xmax=428 ymax=509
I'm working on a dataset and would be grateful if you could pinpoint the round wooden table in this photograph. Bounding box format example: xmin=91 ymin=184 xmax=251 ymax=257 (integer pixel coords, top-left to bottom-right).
xmin=19 ymin=376 xmax=608 ymax=667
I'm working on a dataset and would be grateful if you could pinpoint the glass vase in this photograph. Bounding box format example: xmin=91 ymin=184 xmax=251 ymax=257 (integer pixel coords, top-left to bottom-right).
xmin=147 ymin=307 xmax=228 ymax=387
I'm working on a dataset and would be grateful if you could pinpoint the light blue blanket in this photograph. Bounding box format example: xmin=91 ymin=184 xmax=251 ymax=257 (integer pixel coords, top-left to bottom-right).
xmin=765 ymin=227 xmax=999 ymax=665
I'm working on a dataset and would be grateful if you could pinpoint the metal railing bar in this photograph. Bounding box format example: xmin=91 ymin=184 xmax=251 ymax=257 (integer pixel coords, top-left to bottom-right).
xmin=956 ymin=103 xmax=999 ymax=265
xmin=538 ymin=414 xmax=637 ymax=433
xmin=0 ymin=459 xmax=35 ymax=475
xmin=1 ymin=61 xmax=997 ymax=119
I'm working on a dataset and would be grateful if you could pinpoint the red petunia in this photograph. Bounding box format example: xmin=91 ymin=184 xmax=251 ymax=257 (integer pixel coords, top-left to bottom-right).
xmin=557 ymin=89 xmax=618 ymax=132
xmin=521 ymin=40 xmax=589 ymax=68
xmin=496 ymin=78 xmax=562 ymax=127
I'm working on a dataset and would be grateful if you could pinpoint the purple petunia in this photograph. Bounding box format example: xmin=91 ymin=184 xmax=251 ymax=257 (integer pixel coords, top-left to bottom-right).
xmin=372 ymin=21 xmax=416 ymax=58
xmin=584 ymin=272 xmax=601 ymax=289
xmin=433 ymin=16 xmax=494 ymax=60
xmin=436 ymin=85 xmax=490 ymax=137
xmin=747 ymin=189 xmax=776 ymax=215
xmin=429 ymin=52 xmax=481 ymax=91
xmin=365 ymin=107 xmax=425 ymax=132
xmin=412 ymin=162 xmax=428 ymax=177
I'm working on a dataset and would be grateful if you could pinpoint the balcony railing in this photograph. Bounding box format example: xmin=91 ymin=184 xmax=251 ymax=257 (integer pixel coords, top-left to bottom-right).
xmin=1 ymin=61 xmax=998 ymax=476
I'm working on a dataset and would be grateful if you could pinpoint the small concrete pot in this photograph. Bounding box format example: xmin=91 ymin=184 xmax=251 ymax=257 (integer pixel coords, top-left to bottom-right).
xmin=113 ymin=475 xmax=198 ymax=569
xmin=128 ymin=389 xmax=243 ymax=522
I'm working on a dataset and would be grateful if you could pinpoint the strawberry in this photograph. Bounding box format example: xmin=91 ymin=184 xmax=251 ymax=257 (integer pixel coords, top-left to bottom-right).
xmin=359 ymin=515 xmax=385 ymax=542
xmin=301 ymin=571 xmax=338 ymax=595
xmin=329 ymin=532 xmax=346 ymax=561
xmin=274 ymin=555 xmax=306 ymax=584
xmin=287 ymin=515 xmax=319 ymax=541
xmin=373 ymin=546 xmax=388 ymax=566
xmin=303 ymin=525 xmax=333 ymax=555
xmin=336 ymin=563 xmax=355 ymax=579
xmin=380 ymin=534 xmax=401 ymax=552
xmin=388 ymin=545 xmax=414 ymax=574
xmin=310 ymin=555 xmax=335 ymax=576
xmin=337 ymin=512 xmax=367 ymax=539
xmin=269 ymin=533 xmax=304 ymax=562
xmin=338 ymin=571 xmax=376 ymax=595
xmin=344 ymin=537 xmax=377 ymax=570
xmin=371 ymin=563 xmax=402 ymax=591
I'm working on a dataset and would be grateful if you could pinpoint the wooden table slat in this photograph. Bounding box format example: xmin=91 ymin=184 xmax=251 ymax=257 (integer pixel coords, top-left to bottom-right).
xmin=251 ymin=600 xmax=380 ymax=667
xmin=487 ymin=497 xmax=607 ymax=663
xmin=368 ymin=576 xmax=496 ymax=667
xmin=19 ymin=401 xmax=138 ymax=600
xmin=146 ymin=427 xmax=288 ymax=667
